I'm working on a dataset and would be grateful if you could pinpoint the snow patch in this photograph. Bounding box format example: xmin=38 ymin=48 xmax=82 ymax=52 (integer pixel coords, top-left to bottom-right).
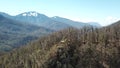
xmin=29 ymin=12 xmax=38 ymax=17
xmin=22 ymin=12 xmax=38 ymax=17
xmin=22 ymin=13 xmax=27 ymax=16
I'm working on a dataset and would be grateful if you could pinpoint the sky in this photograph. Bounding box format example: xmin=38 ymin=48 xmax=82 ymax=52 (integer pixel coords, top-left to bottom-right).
xmin=0 ymin=0 xmax=120 ymax=26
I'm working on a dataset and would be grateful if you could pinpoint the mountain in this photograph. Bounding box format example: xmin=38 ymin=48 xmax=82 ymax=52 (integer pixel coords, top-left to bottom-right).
xmin=0 ymin=15 xmax=53 ymax=52
xmin=0 ymin=12 xmax=12 ymax=18
xmin=87 ymin=22 xmax=101 ymax=27
xmin=51 ymin=16 xmax=101 ymax=28
xmin=0 ymin=11 xmax=101 ymax=30
xmin=0 ymin=11 xmax=71 ymax=30
xmin=0 ymin=21 xmax=119 ymax=68
xmin=14 ymin=11 xmax=52 ymax=25
xmin=51 ymin=16 xmax=90 ymax=28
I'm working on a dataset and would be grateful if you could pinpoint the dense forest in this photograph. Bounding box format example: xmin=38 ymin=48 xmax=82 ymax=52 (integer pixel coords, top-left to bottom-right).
xmin=0 ymin=14 xmax=53 ymax=52
xmin=0 ymin=21 xmax=119 ymax=68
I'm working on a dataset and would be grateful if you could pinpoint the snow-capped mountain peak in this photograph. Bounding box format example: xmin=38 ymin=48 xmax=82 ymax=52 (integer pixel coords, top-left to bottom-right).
xmin=22 ymin=11 xmax=38 ymax=17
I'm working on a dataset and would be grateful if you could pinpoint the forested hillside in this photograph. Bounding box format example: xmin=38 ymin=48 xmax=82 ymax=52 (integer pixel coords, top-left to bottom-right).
xmin=0 ymin=15 xmax=53 ymax=52
xmin=0 ymin=21 xmax=119 ymax=68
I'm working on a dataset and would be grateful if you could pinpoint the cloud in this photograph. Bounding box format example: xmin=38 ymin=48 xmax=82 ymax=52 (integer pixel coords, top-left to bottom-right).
xmin=67 ymin=16 xmax=120 ymax=26
xmin=105 ymin=16 xmax=120 ymax=25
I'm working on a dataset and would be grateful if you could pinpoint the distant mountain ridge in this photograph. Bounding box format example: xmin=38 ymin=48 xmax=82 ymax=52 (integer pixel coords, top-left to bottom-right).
xmin=87 ymin=22 xmax=101 ymax=27
xmin=51 ymin=16 xmax=101 ymax=28
xmin=0 ymin=11 xmax=101 ymax=30
xmin=51 ymin=16 xmax=88 ymax=28
xmin=0 ymin=11 xmax=71 ymax=30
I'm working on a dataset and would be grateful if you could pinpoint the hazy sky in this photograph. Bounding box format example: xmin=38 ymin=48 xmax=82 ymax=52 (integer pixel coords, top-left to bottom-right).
xmin=0 ymin=0 xmax=120 ymax=26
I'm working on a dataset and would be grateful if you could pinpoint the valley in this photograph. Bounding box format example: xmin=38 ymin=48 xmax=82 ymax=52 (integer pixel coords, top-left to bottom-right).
xmin=0 ymin=11 xmax=101 ymax=52
xmin=0 ymin=11 xmax=119 ymax=68
xmin=0 ymin=18 xmax=119 ymax=67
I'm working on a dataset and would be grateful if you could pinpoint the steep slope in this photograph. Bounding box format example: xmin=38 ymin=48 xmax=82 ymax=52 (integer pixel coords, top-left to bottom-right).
xmin=0 ymin=12 xmax=12 ymax=19
xmin=0 ymin=11 xmax=71 ymax=30
xmin=51 ymin=16 xmax=101 ymax=28
xmin=51 ymin=16 xmax=89 ymax=28
xmin=0 ymin=15 xmax=53 ymax=52
xmin=0 ymin=21 xmax=119 ymax=68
